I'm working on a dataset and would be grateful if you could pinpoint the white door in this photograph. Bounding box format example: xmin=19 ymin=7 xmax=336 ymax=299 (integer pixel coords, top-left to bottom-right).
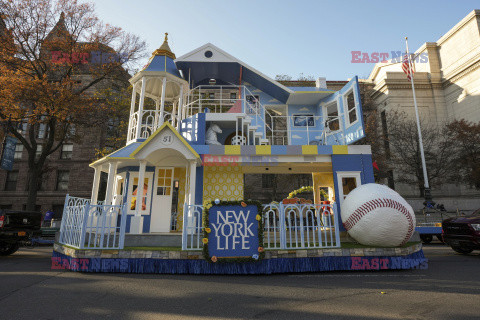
xmin=151 ymin=167 xmax=174 ymax=233
xmin=337 ymin=171 xmax=361 ymax=208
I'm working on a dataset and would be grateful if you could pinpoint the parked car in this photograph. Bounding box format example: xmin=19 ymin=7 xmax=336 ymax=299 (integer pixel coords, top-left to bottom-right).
xmin=442 ymin=208 xmax=480 ymax=254
xmin=0 ymin=209 xmax=42 ymax=256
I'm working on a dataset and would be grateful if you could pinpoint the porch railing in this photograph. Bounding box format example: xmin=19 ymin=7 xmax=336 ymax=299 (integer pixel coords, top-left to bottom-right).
xmin=181 ymin=202 xmax=341 ymax=251
xmin=58 ymin=194 xmax=128 ymax=249
xmin=127 ymin=110 xmax=172 ymax=143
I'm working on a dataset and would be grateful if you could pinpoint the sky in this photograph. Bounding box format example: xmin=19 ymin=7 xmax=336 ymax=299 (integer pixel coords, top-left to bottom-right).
xmin=92 ymin=0 xmax=479 ymax=80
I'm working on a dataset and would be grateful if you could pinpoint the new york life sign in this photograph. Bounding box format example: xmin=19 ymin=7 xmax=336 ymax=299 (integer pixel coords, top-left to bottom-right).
xmin=207 ymin=204 xmax=259 ymax=259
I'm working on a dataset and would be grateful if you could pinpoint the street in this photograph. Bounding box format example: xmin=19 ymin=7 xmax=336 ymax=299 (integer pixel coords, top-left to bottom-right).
xmin=0 ymin=244 xmax=479 ymax=319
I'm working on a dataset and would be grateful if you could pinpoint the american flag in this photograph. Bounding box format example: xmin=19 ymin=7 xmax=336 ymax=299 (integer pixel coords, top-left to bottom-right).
xmin=402 ymin=53 xmax=414 ymax=80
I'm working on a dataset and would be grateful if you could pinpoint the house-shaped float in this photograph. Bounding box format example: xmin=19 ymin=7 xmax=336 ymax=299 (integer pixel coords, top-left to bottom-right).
xmin=61 ymin=34 xmax=375 ymax=250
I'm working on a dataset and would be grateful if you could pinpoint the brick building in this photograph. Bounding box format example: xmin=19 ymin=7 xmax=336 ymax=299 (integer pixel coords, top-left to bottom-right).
xmin=0 ymin=14 xmax=128 ymax=216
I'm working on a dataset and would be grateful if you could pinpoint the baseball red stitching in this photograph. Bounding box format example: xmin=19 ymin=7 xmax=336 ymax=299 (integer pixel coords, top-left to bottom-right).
xmin=343 ymin=198 xmax=414 ymax=245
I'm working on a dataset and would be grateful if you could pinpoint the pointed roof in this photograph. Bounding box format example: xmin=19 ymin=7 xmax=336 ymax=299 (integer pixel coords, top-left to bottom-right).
xmin=152 ymin=33 xmax=176 ymax=59
xmin=175 ymin=43 xmax=294 ymax=103
xmin=132 ymin=32 xmax=185 ymax=84
xmin=41 ymin=12 xmax=72 ymax=53
xmin=131 ymin=121 xmax=199 ymax=159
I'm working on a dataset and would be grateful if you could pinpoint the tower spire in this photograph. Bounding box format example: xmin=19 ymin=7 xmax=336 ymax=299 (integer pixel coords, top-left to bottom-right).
xmin=152 ymin=32 xmax=175 ymax=59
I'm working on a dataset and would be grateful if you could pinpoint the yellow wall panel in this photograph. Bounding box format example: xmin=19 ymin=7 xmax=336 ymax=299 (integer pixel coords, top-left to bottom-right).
xmin=203 ymin=166 xmax=244 ymax=206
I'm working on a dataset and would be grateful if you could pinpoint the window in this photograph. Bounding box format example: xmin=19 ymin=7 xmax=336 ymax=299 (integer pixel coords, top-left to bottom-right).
xmin=230 ymin=92 xmax=237 ymax=100
xmin=60 ymin=144 xmax=73 ymax=160
xmin=35 ymin=145 xmax=43 ymax=159
xmin=342 ymin=177 xmax=357 ymax=197
xmin=326 ymin=102 xmax=340 ymax=132
xmin=37 ymin=116 xmax=47 ymax=139
xmin=209 ymin=93 xmax=215 ymax=99
xmin=131 ymin=177 xmax=149 ymax=211
xmin=0 ymin=204 xmax=12 ymax=210
xmin=336 ymin=172 xmax=361 ymax=207
xmin=56 ymin=170 xmax=70 ymax=191
xmin=262 ymin=174 xmax=275 ymax=188
xmin=5 ymin=171 xmax=19 ymax=191
xmin=14 ymin=144 xmax=23 ymax=160
xmin=293 ymin=114 xmax=315 ymax=127
xmin=17 ymin=121 xmax=27 ymax=135
xmin=156 ymin=169 xmax=173 ymax=196
xmin=346 ymin=91 xmax=357 ymax=124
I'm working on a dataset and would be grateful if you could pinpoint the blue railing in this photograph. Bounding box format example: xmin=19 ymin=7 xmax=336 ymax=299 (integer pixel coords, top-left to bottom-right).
xmin=59 ymin=194 xmax=128 ymax=249
xmin=181 ymin=202 xmax=341 ymax=251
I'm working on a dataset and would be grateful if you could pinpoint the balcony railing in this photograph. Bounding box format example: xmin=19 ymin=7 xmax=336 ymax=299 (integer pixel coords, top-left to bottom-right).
xmin=127 ymin=110 xmax=172 ymax=143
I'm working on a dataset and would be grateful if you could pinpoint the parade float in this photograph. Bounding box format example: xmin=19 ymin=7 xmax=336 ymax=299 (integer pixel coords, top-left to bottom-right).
xmin=53 ymin=34 xmax=426 ymax=274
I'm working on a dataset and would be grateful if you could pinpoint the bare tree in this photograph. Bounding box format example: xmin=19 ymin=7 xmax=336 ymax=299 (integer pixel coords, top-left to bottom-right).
xmin=0 ymin=0 xmax=146 ymax=210
xmin=385 ymin=111 xmax=455 ymax=197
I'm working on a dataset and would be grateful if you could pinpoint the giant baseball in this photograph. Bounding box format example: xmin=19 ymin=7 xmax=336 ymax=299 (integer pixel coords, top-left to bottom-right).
xmin=340 ymin=183 xmax=415 ymax=247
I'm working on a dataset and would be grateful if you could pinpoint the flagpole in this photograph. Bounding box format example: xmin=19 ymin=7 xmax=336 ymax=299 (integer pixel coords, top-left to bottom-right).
xmin=405 ymin=37 xmax=433 ymax=204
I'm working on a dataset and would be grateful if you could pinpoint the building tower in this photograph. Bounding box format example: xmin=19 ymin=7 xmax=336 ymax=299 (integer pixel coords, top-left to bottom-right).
xmin=127 ymin=33 xmax=188 ymax=144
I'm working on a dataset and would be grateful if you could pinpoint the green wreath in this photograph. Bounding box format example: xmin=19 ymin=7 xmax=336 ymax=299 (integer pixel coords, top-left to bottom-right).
xmin=202 ymin=200 xmax=265 ymax=263
xmin=287 ymin=186 xmax=328 ymax=200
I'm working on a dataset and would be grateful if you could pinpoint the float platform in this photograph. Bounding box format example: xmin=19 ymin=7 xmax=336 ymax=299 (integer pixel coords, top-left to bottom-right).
xmin=52 ymin=242 xmax=426 ymax=274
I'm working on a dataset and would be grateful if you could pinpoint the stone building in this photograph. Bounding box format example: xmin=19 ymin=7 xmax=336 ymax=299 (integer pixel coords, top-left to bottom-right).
xmin=0 ymin=14 xmax=128 ymax=216
xmin=367 ymin=9 xmax=480 ymax=210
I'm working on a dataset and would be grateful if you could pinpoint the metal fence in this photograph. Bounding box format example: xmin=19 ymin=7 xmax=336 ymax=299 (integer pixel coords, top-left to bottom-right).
xmin=263 ymin=203 xmax=340 ymax=249
xmin=181 ymin=204 xmax=204 ymax=250
xmin=58 ymin=194 xmax=128 ymax=249
xmin=182 ymin=202 xmax=341 ymax=250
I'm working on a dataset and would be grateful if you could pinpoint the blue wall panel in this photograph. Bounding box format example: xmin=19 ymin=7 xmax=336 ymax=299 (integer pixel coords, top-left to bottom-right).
xmin=332 ymin=154 xmax=375 ymax=230
xmin=195 ymin=166 xmax=204 ymax=205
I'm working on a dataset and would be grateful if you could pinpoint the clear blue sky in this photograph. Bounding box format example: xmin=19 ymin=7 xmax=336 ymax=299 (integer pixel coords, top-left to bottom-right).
xmin=92 ymin=0 xmax=479 ymax=80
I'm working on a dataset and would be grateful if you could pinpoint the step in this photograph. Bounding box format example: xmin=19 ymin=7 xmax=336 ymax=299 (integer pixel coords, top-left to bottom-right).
xmin=124 ymin=233 xmax=182 ymax=247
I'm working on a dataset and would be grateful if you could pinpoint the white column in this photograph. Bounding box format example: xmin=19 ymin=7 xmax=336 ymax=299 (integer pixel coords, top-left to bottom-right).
xmin=171 ymin=101 xmax=177 ymax=128
xmin=159 ymin=77 xmax=167 ymax=126
xmin=131 ymin=160 xmax=146 ymax=234
xmin=188 ymin=160 xmax=197 ymax=206
xmin=154 ymin=99 xmax=160 ymax=129
xmin=127 ymin=86 xmax=136 ymax=142
xmin=104 ymin=162 xmax=118 ymax=205
xmin=177 ymin=85 xmax=184 ymax=130
xmin=130 ymin=85 xmax=137 ymax=114
xmin=91 ymin=167 xmax=101 ymax=205
xmin=135 ymin=77 xmax=146 ymax=139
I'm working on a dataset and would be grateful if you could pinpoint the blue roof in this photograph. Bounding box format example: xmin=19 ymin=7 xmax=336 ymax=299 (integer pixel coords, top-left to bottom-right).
xmin=109 ymin=142 xmax=141 ymax=158
xmin=143 ymin=55 xmax=182 ymax=78
xmin=176 ymin=61 xmax=291 ymax=103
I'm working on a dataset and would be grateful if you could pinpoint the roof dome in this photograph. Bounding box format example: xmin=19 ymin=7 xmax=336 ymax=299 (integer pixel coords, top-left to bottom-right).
xmin=141 ymin=32 xmax=182 ymax=78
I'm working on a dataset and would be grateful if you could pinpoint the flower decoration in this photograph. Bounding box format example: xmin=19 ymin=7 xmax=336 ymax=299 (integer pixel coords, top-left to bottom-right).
xmin=252 ymin=254 xmax=259 ymax=260
xmin=241 ymin=201 xmax=247 ymax=207
xmin=205 ymin=227 xmax=211 ymax=233
xmin=202 ymin=238 xmax=209 ymax=244
xmin=258 ymin=246 xmax=264 ymax=253
xmin=256 ymin=214 xmax=262 ymax=221
xmin=211 ymin=256 xmax=218 ymax=263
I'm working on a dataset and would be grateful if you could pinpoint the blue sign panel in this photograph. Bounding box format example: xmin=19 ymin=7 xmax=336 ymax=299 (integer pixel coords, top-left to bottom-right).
xmin=1 ymin=136 xmax=18 ymax=171
xmin=208 ymin=204 xmax=259 ymax=258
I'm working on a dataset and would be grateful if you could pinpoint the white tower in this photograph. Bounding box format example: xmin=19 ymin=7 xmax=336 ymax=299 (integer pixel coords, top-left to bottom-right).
xmin=127 ymin=33 xmax=188 ymax=144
